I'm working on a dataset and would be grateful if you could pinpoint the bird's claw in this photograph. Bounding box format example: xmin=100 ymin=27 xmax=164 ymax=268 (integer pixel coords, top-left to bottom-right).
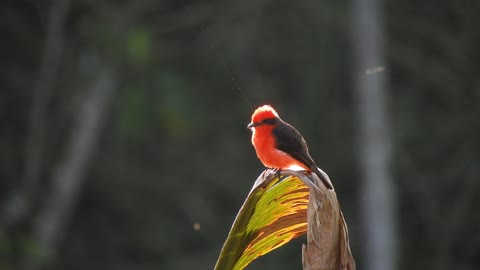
xmin=263 ymin=168 xmax=283 ymax=180
xmin=272 ymin=168 xmax=282 ymax=180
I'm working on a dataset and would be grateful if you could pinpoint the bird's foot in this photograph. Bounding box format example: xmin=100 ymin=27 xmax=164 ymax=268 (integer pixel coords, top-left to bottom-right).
xmin=264 ymin=168 xmax=283 ymax=180
xmin=273 ymin=168 xmax=282 ymax=179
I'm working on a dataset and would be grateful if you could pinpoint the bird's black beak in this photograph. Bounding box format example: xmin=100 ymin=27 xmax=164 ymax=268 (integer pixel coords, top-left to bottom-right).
xmin=247 ymin=122 xmax=260 ymax=129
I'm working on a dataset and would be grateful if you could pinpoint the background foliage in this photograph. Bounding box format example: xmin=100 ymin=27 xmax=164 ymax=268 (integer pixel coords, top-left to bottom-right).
xmin=1 ymin=0 xmax=479 ymax=269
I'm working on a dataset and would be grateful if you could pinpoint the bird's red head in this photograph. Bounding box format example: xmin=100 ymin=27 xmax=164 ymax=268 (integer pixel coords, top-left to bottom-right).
xmin=248 ymin=105 xmax=279 ymax=129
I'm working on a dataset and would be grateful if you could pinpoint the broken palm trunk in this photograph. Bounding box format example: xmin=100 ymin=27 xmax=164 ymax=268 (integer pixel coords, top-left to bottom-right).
xmin=215 ymin=169 xmax=355 ymax=270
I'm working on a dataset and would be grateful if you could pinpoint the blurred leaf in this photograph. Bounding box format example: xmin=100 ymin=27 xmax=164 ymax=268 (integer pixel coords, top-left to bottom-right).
xmin=214 ymin=171 xmax=309 ymax=270
xmin=159 ymin=71 xmax=192 ymax=105
xmin=118 ymin=89 xmax=149 ymax=137
xmin=127 ymin=27 xmax=151 ymax=64
xmin=160 ymin=109 xmax=192 ymax=138
xmin=158 ymin=71 xmax=193 ymax=138
xmin=0 ymin=231 xmax=11 ymax=257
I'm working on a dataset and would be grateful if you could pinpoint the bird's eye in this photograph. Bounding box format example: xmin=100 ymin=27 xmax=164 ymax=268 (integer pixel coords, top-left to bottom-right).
xmin=262 ymin=118 xmax=277 ymax=125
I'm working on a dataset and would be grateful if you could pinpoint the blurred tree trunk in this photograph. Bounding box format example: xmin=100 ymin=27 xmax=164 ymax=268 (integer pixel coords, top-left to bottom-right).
xmin=23 ymin=62 xmax=117 ymax=270
xmin=352 ymin=0 xmax=397 ymax=270
xmin=2 ymin=0 xmax=72 ymax=226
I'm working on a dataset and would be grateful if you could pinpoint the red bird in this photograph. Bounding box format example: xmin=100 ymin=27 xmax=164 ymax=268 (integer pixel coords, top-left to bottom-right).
xmin=247 ymin=105 xmax=333 ymax=190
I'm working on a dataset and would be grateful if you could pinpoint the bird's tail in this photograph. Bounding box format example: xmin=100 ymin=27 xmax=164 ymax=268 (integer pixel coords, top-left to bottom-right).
xmin=311 ymin=166 xmax=334 ymax=190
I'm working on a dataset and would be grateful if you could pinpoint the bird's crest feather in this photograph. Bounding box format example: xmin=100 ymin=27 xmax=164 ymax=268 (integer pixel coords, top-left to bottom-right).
xmin=252 ymin=105 xmax=279 ymax=123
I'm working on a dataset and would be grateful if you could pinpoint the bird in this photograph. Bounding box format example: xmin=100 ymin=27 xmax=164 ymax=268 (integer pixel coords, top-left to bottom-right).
xmin=247 ymin=105 xmax=333 ymax=190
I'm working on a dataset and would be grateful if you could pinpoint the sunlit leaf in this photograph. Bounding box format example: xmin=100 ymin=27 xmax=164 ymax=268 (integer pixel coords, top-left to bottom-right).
xmin=214 ymin=170 xmax=310 ymax=270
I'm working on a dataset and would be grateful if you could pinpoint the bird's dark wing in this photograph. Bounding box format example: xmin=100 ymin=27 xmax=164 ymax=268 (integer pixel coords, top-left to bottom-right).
xmin=272 ymin=121 xmax=316 ymax=169
xmin=273 ymin=121 xmax=334 ymax=190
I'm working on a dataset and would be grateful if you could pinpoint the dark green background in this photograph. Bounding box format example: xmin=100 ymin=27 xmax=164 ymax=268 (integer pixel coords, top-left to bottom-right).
xmin=1 ymin=0 xmax=479 ymax=269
